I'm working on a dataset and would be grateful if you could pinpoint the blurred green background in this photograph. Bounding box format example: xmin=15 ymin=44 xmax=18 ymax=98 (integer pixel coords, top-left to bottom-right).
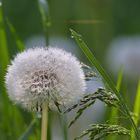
xmin=3 ymin=0 xmax=140 ymax=79
xmin=1 ymin=0 xmax=140 ymax=139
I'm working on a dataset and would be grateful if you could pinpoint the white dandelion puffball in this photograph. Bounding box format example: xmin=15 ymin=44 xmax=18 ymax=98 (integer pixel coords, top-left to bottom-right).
xmin=5 ymin=47 xmax=86 ymax=111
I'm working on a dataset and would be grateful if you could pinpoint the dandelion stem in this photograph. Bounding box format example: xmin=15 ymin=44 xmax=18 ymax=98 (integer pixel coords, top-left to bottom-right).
xmin=41 ymin=103 xmax=48 ymax=140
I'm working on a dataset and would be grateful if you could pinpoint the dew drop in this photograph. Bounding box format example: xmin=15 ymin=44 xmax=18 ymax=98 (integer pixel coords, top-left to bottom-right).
xmin=36 ymin=112 xmax=42 ymax=118
xmin=78 ymin=38 xmax=82 ymax=41
xmin=71 ymin=35 xmax=74 ymax=38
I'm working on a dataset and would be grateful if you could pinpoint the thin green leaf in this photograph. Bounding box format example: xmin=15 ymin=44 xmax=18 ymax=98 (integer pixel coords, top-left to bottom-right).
xmin=131 ymin=79 xmax=140 ymax=140
xmin=0 ymin=4 xmax=9 ymax=75
xmin=70 ymin=29 xmax=140 ymax=139
xmin=6 ymin=18 xmax=24 ymax=52
xmin=133 ymin=79 xmax=140 ymax=124
xmin=37 ymin=0 xmax=51 ymax=46
xmin=0 ymin=4 xmax=25 ymax=139
xmin=0 ymin=2 xmax=10 ymax=132
xmin=110 ymin=68 xmax=123 ymax=123
xmin=107 ymin=68 xmax=123 ymax=140
xmin=18 ymin=119 xmax=37 ymax=140
xmin=116 ymin=67 xmax=123 ymax=91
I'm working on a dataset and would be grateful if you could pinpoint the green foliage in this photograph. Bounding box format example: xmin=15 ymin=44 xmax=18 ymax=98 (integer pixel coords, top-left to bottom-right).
xmin=0 ymin=4 xmax=9 ymax=75
xmin=133 ymin=79 xmax=140 ymax=126
xmin=74 ymin=124 xmax=130 ymax=140
xmin=6 ymin=19 xmax=24 ymax=52
xmin=0 ymin=3 xmax=27 ymax=140
xmin=106 ymin=68 xmax=124 ymax=140
xmin=0 ymin=0 xmax=140 ymax=139
xmin=66 ymin=88 xmax=119 ymax=127
xmin=131 ymin=79 xmax=140 ymax=140
xmin=18 ymin=119 xmax=37 ymax=140
xmin=37 ymin=0 xmax=51 ymax=45
xmin=70 ymin=29 xmax=140 ymax=139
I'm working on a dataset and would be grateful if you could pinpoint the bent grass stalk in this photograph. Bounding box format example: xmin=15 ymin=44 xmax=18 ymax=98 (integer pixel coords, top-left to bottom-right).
xmin=70 ymin=29 xmax=140 ymax=139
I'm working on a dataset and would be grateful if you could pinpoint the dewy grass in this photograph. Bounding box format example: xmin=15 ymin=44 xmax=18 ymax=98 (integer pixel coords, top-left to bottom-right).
xmin=74 ymin=124 xmax=130 ymax=140
xmin=70 ymin=29 xmax=140 ymax=139
xmin=67 ymin=88 xmax=119 ymax=128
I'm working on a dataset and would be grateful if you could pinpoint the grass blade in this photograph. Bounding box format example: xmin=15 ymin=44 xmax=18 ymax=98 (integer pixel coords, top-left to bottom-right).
xmin=116 ymin=68 xmax=123 ymax=91
xmin=0 ymin=2 xmax=10 ymax=130
xmin=70 ymin=29 xmax=140 ymax=139
xmin=0 ymin=4 xmax=9 ymax=75
xmin=133 ymin=79 xmax=140 ymax=124
xmin=107 ymin=68 xmax=123 ymax=140
xmin=108 ymin=68 xmax=123 ymax=124
xmin=131 ymin=79 xmax=140 ymax=140
xmin=18 ymin=119 xmax=37 ymax=140
xmin=6 ymin=18 xmax=24 ymax=52
xmin=37 ymin=0 xmax=51 ymax=46
xmin=0 ymin=3 xmax=26 ymax=139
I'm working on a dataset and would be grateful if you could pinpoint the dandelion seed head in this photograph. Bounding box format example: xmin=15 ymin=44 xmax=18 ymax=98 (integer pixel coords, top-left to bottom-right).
xmin=5 ymin=47 xmax=86 ymax=111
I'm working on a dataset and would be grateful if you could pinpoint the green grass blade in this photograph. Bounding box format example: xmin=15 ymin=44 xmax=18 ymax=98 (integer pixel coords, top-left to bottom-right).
xmin=6 ymin=19 xmax=24 ymax=52
xmin=70 ymin=29 xmax=140 ymax=139
xmin=18 ymin=119 xmax=37 ymax=140
xmin=107 ymin=68 xmax=123 ymax=140
xmin=116 ymin=68 xmax=123 ymax=91
xmin=0 ymin=4 xmax=9 ymax=74
xmin=109 ymin=68 xmax=124 ymax=123
xmin=131 ymin=79 xmax=140 ymax=140
xmin=133 ymin=79 xmax=140 ymax=124
xmin=0 ymin=3 xmax=12 ymax=138
xmin=37 ymin=0 xmax=51 ymax=46
xmin=0 ymin=3 xmax=26 ymax=139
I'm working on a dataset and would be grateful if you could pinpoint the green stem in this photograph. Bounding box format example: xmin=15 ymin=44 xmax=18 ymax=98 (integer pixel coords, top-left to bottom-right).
xmin=37 ymin=0 xmax=51 ymax=46
xmin=41 ymin=103 xmax=48 ymax=140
